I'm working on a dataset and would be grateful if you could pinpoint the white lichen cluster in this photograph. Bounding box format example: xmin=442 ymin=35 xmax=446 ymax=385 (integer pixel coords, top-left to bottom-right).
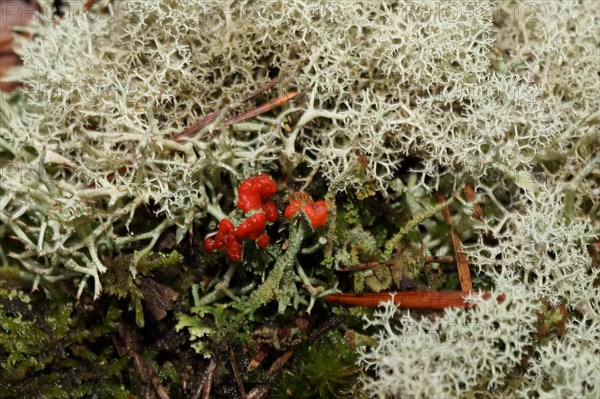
xmin=0 ymin=0 xmax=598 ymax=395
xmin=359 ymin=288 xmax=541 ymax=398
xmin=355 ymin=0 xmax=600 ymax=397
xmin=359 ymin=284 xmax=600 ymax=398
xmin=469 ymin=187 xmax=598 ymax=310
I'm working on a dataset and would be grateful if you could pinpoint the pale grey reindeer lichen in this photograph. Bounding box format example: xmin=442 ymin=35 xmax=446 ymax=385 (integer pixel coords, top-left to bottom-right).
xmin=0 ymin=0 xmax=598 ymax=396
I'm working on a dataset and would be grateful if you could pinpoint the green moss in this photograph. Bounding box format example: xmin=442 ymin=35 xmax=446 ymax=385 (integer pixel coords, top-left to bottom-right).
xmin=272 ymin=331 xmax=361 ymax=399
xmin=0 ymin=290 xmax=129 ymax=398
xmin=136 ymin=250 xmax=183 ymax=275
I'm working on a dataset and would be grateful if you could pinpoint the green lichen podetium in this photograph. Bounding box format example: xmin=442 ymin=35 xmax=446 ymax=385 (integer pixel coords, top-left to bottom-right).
xmin=382 ymin=196 xmax=455 ymax=262
xmin=244 ymin=220 xmax=306 ymax=315
xmin=0 ymin=1 xmax=598 ymax=397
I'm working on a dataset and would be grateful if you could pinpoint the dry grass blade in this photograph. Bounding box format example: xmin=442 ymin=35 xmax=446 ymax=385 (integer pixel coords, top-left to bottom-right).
xmin=247 ymin=350 xmax=267 ymax=373
xmin=267 ymin=349 xmax=295 ymax=378
xmin=192 ymin=356 xmax=217 ymax=399
xmin=246 ymin=386 xmax=269 ymax=399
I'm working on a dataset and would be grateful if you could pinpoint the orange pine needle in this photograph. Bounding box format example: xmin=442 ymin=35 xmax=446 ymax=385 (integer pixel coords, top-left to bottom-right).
xmin=170 ymin=110 xmax=222 ymax=143
xmin=0 ymin=36 xmax=13 ymax=48
xmin=323 ymin=291 xmax=504 ymax=309
xmin=224 ymin=91 xmax=300 ymax=126
xmin=170 ymin=78 xmax=293 ymax=142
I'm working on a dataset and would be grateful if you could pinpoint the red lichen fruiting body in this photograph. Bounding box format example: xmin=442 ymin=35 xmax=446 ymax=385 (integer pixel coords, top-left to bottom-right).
xmin=303 ymin=200 xmax=329 ymax=228
xmin=216 ymin=219 xmax=235 ymax=241
xmin=237 ymin=192 xmax=262 ymax=213
xmin=225 ymin=233 xmax=243 ymax=262
xmin=204 ymin=218 xmax=243 ymax=262
xmin=205 ymin=218 xmax=235 ymax=252
xmin=256 ymin=175 xmax=278 ymax=198
xmin=262 ymin=200 xmax=279 ymax=222
xmin=288 ymin=191 xmax=313 ymax=205
xmin=284 ymin=199 xmax=303 ymax=220
xmin=256 ymin=232 xmax=270 ymax=248
xmin=237 ymin=174 xmax=278 ymax=213
xmin=205 ymin=175 xmax=279 ymax=261
xmin=235 ymin=212 xmax=267 ymax=240
xmin=204 ymin=238 xmax=216 ymax=253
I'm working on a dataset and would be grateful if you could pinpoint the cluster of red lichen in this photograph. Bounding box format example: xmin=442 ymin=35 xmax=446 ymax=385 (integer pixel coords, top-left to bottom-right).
xmin=283 ymin=192 xmax=329 ymax=228
xmin=205 ymin=174 xmax=277 ymax=261
xmin=203 ymin=219 xmax=243 ymax=261
xmin=205 ymin=174 xmax=328 ymax=262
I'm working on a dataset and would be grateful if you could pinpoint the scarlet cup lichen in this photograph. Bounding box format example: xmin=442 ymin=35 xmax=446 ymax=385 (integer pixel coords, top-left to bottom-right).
xmin=283 ymin=192 xmax=329 ymax=228
xmin=235 ymin=212 xmax=267 ymax=240
xmin=204 ymin=174 xmax=279 ymax=261
xmin=204 ymin=219 xmax=243 ymax=262
xmin=237 ymin=174 xmax=278 ymax=214
xmin=303 ymin=200 xmax=329 ymax=228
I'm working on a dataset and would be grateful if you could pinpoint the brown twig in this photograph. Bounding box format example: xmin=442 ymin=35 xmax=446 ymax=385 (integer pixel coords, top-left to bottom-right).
xmin=228 ymin=346 xmax=247 ymax=399
xmin=192 ymin=356 xmax=217 ymax=399
xmin=463 ymin=183 xmax=483 ymax=220
xmin=436 ymin=192 xmax=472 ymax=292
xmin=338 ymin=255 xmax=455 ymax=272
xmin=323 ymin=291 xmax=504 ymax=309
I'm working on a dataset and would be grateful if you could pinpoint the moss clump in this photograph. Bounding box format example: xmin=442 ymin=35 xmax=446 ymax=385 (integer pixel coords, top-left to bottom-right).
xmin=272 ymin=331 xmax=361 ymax=399
xmin=0 ymin=289 xmax=129 ymax=398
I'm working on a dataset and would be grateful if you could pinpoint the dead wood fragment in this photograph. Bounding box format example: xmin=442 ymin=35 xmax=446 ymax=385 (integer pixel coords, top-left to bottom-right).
xmin=138 ymin=276 xmax=179 ymax=321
